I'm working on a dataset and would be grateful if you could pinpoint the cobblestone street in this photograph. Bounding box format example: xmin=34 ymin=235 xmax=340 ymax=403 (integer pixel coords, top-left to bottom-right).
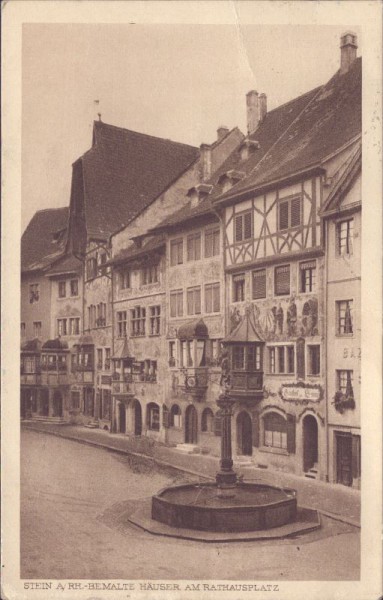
xmin=21 ymin=428 xmax=360 ymax=580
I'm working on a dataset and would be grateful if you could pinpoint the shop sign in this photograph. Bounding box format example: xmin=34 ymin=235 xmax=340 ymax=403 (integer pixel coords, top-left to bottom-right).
xmin=281 ymin=383 xmax=322 ymax=403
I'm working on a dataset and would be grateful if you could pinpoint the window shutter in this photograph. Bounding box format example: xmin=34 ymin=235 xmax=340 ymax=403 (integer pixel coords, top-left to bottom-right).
xmin=214 ymin=412 xmax=222 ymax=436
xmin=252 ymin=269 xmax=266 ymax=299
xmin=275 ymin=265 xmax=290 ymax=295
xmin=279 ymin=201 xmax=289 ymax=230
xmin=244 ymin=212 xmax=252 ymax=239
xmin=235 ymin=215 xmax=243 ymax=242
xmin=252 ymin=411 xmax=260 ymax=447
xmin=290 ymin=197 xmax=301 ymax=227
xmin=296 ymin=337 xmax=305 ymax=379
xmin=286 ymin=414 xmax=296 ymax=454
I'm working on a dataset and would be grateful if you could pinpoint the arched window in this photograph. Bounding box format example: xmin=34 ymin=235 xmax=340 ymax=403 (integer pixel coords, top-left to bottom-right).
xmin=201 ymin=408 xmax=214 ymax=433
xmin=170 ymin=404 xmax=182 ymax=428
xmin=263 ymin=412 xmax=287 ymax=449
xmin=147 ymin=402 xmax=160 ymax=431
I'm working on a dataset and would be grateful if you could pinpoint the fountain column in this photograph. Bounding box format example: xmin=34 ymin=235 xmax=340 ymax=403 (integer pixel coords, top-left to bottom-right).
xmin=215 ymin=393 xmax=237 ymax=487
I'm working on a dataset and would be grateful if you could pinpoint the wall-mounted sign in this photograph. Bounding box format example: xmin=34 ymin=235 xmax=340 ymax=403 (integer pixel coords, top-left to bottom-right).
xmin=280 ymin=382 xmax=323 ymax=403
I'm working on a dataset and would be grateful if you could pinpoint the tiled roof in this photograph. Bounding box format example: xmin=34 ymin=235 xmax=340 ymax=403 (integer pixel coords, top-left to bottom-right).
xmin=216 ymin=57 xmax=361 ymax=204
xmin=21 ymin=207 xmax=69 ymax=272
xmin=150 ymin=85 xmax=323 ymax=232
xmin=47 ymin=254 xmax=83 ymax=276
xmin=81 ymin=121 xmax=200 ymax=239
xmin=108 ymin=234 xmax=166 ymax=266
xmin=320 ymin=144 xmax=361 ymax=215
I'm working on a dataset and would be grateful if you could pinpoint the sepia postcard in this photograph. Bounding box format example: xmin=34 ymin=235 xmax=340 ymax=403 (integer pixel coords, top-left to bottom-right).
xmin=1 ymin=1 xmax=382 ymax=599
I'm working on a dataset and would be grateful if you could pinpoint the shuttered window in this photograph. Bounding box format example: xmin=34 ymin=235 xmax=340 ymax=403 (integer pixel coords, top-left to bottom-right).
xmin=274 ymin=265 xmax=290 ymax=295
xmin=278 ymin=196 xmax=301 ymax=230
xmin=252 ymin=269 xmax=266 ymax=299
xmin=234 ymin=211 xmax=253 ymax=242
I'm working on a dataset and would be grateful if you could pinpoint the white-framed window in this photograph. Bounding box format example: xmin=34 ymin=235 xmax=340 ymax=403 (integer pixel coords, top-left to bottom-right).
xmin=57 ymin=319 xmax=67 ymax=337
xmin=131 ymin=306 xmax=146 ymax=337
xmin=274 ymin=265 xmax=290 ymax=296
xmin=69 ymin=317 xmax=80 ymax=335
xmin=336 ymin=300 xmax=353 ymax=335
xmin=149 ymin=305 xmax=161 ymax=336
xmin=33 ymin=321 xmax=42 ymax=339
xmin=204 ymin=228 xmax=220 ymax=258
xmin=120 ymin=269 xmax=131 ymax=289
xmin=141 ymin=265 xmax=159 ymax=285
xmin=205 ymin=282 xmax=220 ymax=313
xmin=234 ymin=211 xmax=252 ymax=243
xmin=170 ymin=238 xmax=183 ymax=266
xmin=307 ymin=345 xmax=320 ymax=376
xmin=70 ymin=279 xmax=79 ymax=296
xmin=117 ymin=311 xmax=127 ymax=337
xmin=29 ymin=283 xmax=39 ymax=303
xmin=263 ymin=412 xmax=287 ymax=449
xmin=299 ymin=260 xmax=316 ymax=293
xmin=170 ymin=289 xmax=183 ymax=318
xmin=187 ymin=232 xmax=201 ymax=261
xmin=337 ymin=219 xmax=354 ymax=256
xmin=278 ymin=196 xmax=301 ymax=231
xmin=58 ymin=280 xmax=66 ymax=298
xmin=252 ymin=268 xmax=266 ymax=300
xmin=337 ymin=369 xmax=354 ymax=395
xmin=187 ymin=286 xmax=201 ymax=315
xmin=268 ymin=345 xmax=294 ymax=374
xmin=233 ymin=273 xmax=245 ymax=302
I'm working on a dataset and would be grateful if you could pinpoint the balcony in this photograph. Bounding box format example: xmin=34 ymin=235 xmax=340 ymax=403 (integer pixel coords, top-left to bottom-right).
xmin=20 ymin=372 xmax=42 ymax=386
xmin=230 ymin=371 xmax=264 ymax=401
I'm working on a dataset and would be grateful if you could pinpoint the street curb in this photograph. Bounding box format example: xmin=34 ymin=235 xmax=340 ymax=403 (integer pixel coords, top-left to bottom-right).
xmin=22 ymin=424 xmax=360 ymax=529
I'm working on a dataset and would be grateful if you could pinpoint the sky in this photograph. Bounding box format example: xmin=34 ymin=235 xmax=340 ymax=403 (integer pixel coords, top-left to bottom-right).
xmin=22 ymin=23 xmax=361 ymax=232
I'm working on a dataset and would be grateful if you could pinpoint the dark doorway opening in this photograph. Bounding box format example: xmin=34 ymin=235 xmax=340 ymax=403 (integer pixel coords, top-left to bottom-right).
xmin=52 ymin=390 xmax=63 ymax=417
xmin=134 ymin=400 xmax=142 ymax=436
xmin=237 ymin=411 xmax=253 ymax=455
xmin=336 ymin=432 xmax=353 ymax=486
xmin=119 ymin=403 xmax=126 ymax=434
xmin=303 ymin=415 xmax=318 ymax=472
xmin=40 ymin=389 xmax=49 ymax=416
xmin=185 ymin=405 xmax=198 ymax=444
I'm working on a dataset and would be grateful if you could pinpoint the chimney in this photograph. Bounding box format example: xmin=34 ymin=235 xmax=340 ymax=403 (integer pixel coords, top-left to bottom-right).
xmin=259 ymin=93 xmax=267 ymax=122
xmin=200 ymin=143 xmax=212 ymax=181
xmin=217 ymin=126 xmax=229 ymax=141
xmin=246 ymin=90 xmax=259 ymax=135
xmin=340 ymin=31 xmax=358 ymax=74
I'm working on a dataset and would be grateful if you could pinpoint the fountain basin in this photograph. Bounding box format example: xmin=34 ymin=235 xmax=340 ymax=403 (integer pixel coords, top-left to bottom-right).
xmin=152 ymin=482 xmax=297 ymax=532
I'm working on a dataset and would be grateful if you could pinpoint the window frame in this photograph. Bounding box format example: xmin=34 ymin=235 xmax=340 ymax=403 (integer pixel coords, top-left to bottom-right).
xmin=187 ymin=232 xmax=202 ymax=262
xmin=337 ymin=218 xmax=354 ymax=256
xmin=149 ymin=305 xmax=161 ymax=336
xmin=263 ymin=412 xmax=287 ymax=450
xmin=274 ymin=264 xmax=291 ymax=296
xmin=70 ymin=279 xmax=79 ymax=297
xmin=170 ymin=289 xmax=184 ymax=318
xmin=204 ymin=228 xmax=220 ymax=258
xmin=307 ymin=344 xmax=320 ymax=376
xmin=170 ymin=238 xmax=184 ymax=266
xmin=277 ymin=195 xmax=302 ymax=231
xmin=33 ymin=321 xmax=42 ymax=339
xmin=299 ymin=260 xmax=316 ymax=293
xmin=186 ymin=286 xmax=202 ymax=316
xmin=234 ymin=210 xmax=253 ymax=243
xmin=267 ymin=344 xmax=295 ymax=375
xmin=232 ymin=273 xmax=245 ymax=302
xmin=58 ymin=280 xmax=66 ymax=298
xmin=205 ymin=282 xmax=220 ymax=313
xmin=130 ymin=306 xmax=146 ymax=337
xmin=252 ymin=268 xmax=267 ymax=300
xmin=117 ymin=311 xmax=127 ymax=338
xmin=336 ymin=299 xmax=354 ymax=336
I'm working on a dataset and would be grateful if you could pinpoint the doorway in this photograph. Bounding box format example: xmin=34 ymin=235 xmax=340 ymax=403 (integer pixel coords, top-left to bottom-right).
xmin=40 ymin=389 xmax=49 ymax=416
xmin=185 ymin=405 xmax=198 ymax=444
xmin=237 ymin=411 xmax=253 ymax=455
xmin=134 ymin=400 xmax=142 ymax=436
xmin=52 ymin=390 xmax=63 ymax=417
xmin=336 ymin=432 xmax=353 ymax=486
xmin=119 ymin=403 xmax=126 ymax=434
xmin=303 ymin=415 xmax=318 ymax=472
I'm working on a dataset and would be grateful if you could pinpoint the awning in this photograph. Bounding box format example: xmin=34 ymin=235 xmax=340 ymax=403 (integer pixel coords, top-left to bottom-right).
xmin=42 ymin=338 xmax=69 ymax=350
xmin=75 ymin=335 xmax=94 ymax=346
xmin=177 ymin=319 xmax=209 ymax=340
xmin=21 ymin=338 xmax=42 ymax=353
xmin=224 ymin=309 xmax=263 ymax=343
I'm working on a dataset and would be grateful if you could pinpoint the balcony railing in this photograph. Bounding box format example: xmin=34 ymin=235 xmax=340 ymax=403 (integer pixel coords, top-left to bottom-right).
xmin=230 ymin=371 xmax=264 ymax=399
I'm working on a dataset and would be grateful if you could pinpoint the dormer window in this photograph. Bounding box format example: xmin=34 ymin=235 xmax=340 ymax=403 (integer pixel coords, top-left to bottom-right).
xmin=218 ymin=170 xmax=245 ymax=194
xmin=187 ymin=183 xmax=213 ymax=208
xmin=239 ymin=139 xmax=260 ymax=161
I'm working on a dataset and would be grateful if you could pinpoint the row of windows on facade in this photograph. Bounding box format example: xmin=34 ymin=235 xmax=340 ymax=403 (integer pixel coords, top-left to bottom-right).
xmin=119 ymin=264 xmax=160 ymax=290
xmin=169 ymin=283 xmax=220 ymax=318
xmin=231 ymin=202 xmax=353 ymax=257
xmin=117 ymin=305 xmax=161 ymax=337
xmin=87 ymin=303 xmax=107 ymax=328
xmin=58 ymin=279 xmax=79 ymax=298
xmin=170 ymin=228 xmax=220 ymax=266
xmin=114 ymin=358 xmax=158 ymax=382
xmin=233 ymin=261 xmax=317 ymax=302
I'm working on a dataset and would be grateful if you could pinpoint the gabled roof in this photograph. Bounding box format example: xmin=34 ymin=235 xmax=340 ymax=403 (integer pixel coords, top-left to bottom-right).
xmin=216 ymin=57 xmax=361 ymax=205
xmin=108 ymin=234 xmax=166 ymax=267
xmin=47 ymin=254 xmax=83 ymax=277
xmin=21 ymin=207 xmax=69 ymax=273
xmin=320 ymin=144 xmax=361 ymax=216
xmin=80 ymin=121 xmax=200 ymax=240
xmin=149 ymin=85 xmax=323 ymax=233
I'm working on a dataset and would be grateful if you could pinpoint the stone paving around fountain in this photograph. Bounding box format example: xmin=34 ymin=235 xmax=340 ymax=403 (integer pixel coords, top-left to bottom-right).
xmin=21 ymin=422 xmax=361 ymax=527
